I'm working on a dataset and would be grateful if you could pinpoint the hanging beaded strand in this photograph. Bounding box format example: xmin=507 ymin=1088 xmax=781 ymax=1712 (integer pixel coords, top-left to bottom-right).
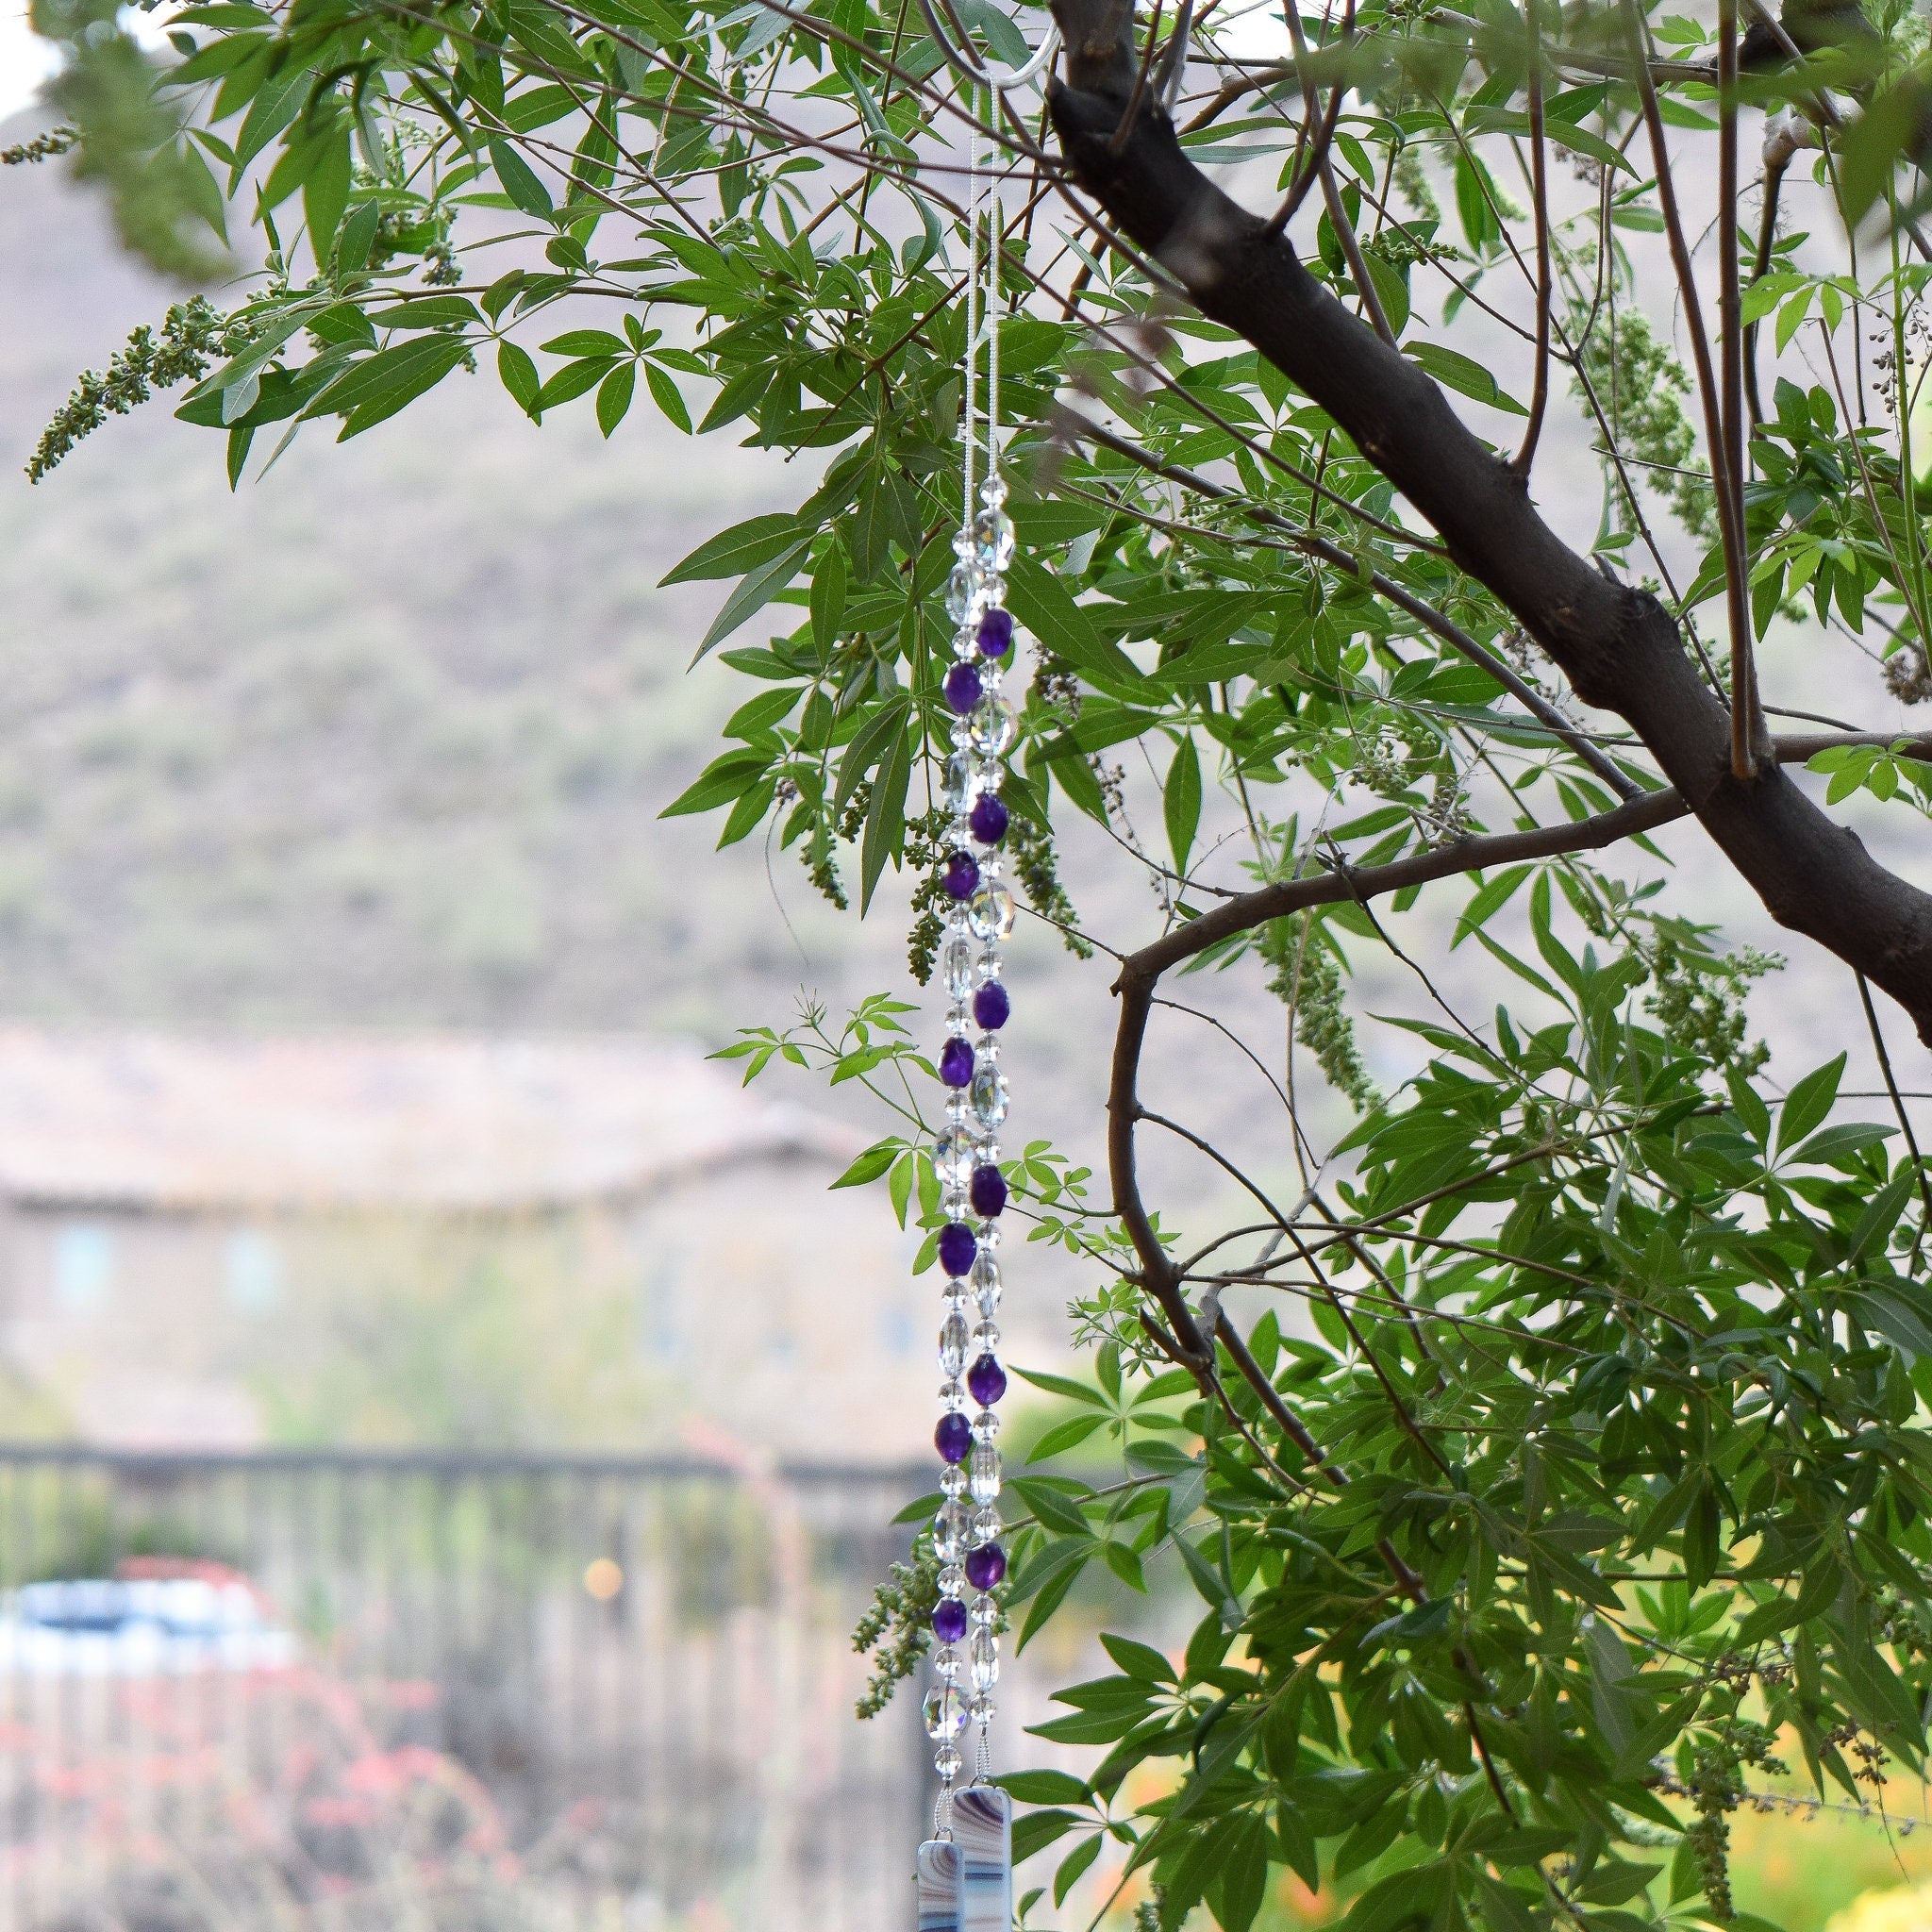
xmin=924 ymin=92 xmax=1018 ymax=1807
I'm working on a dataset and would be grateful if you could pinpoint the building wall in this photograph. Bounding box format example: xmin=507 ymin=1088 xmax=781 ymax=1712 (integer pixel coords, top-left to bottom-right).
xmin=0 ymin=1149 xmax=1061 ymax=1460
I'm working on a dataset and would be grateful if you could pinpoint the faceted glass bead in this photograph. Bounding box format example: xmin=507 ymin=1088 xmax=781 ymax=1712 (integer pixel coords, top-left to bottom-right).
xmin=944 ymin=662 xmax=983 ymax=716
xmin=967 ymin=882 xmax=1016 ymax=943
xmin=932 ymin=1596 xmax=968 ymax=1644
xmin=941 ymin=1463 xmax=967 ymax=1498
xmin=940 ymin=1309 xmax=970 ymax=1376
xmin=970 ymin=1628 xmax=999 ymax=1690
xmin=945 ymin=563 xmax=985 ymax=624
xmin=924 ymin=1684 xmax=965 ymax=1740
xmin=943 ymin=751 xmax=979 ymax=814
xmin=941 ymin=939 xmax=977 ymax=1006
xmin=966 ymin=1354 xmax=1008 ymax=1407
xmin=933 ymin=1501 xmax=966 ymax=1562
xmin=971 ymin=1251 xmax=1001 ymax=1312
xmin=973 ymin=1407 xmax=1001 ymax=1441
xmin=933 ymin=1641 xmax=962 ymax=1680
xmin=939 ymin=1037 xmax=974 ymax=1089
xmin=966 ymin=1690 xmax=995 ymax=1724
xmin=940 ymin=1564 xmax=966 ymax=1598
xmin=963 ymin=1542 xmax=1007 ymax=1590
xmin=970 ymin=1163 xmax=1008 ymax=1219
xmin=933 ymin=1741 xmax=963 ymax=1780
xmin=940 ymin=1377 xmax=967 ymax=1412
xmin=936 ymin=1410 xmax=971 ymax=1462
xmin=971 ymin=1059 xmax=1009 ymax=1129
xmin=970 ymin=1592 xmax=999 ymax=1627
xmin=976 ymin=608 xmax=1015 ymax=662
xmin=977 ymin=948 xmax=1004 ymax=982
xmin=980 ymin=473 xmax=1008 ymax=508
xmin=969 ymin=696 xmax=1017 ymax=758
xmin=942 ymin=850 xmax=979 ymax=901
xmin=969 ymin=791 xmax=1009 ymax=844
xmin=973 ymin=981 xmax=1009 ymax=1032
xmin=971 ymin=1502 xmax=1002 ymax=1546
xmin=938 ymin=1222 xmax=977 ymax=1277
xmin=973 ymin=507 xmax=1015 ymax=572
xmin=933 ymin=1124 xmax=974 ymax=1189
xmin=973 ymin=1319 xmax=1001 ymax=1357
xmin=969 ymin=1439 xmax=1002 ymax=1502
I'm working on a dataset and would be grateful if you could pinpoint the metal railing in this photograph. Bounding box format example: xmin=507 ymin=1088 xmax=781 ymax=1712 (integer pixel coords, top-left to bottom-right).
xmin=0 ymin=1444 xmax=926 ymax=1932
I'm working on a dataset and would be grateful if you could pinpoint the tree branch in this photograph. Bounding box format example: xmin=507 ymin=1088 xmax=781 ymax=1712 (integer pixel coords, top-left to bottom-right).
xmin=1044 ymin=14 xmax=1932 ymax=1043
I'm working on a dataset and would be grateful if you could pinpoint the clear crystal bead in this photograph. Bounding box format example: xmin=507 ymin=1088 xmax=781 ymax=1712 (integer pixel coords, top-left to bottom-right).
xmin=954 ymin=623 xmax=979 ymax=659
xmin=941 ymin=934 xmax=977 ymax=1001
xmin=940 ymin=1564 xmax=966 ymax=1598
xmin=973 ymin=508 xmax=1015 ymax=573
xmin=943 ymin=750 xmax=978 ymax=813
xmin=953 ymin=526 xmax=976 ymax=560
xmin=941 ymin=1463 xmax=967 ymax=1498
xmin=967 ymin=882 xmax=1015 ymax=944
xmin=969 ymin=1438 xmax=1002 ymax=1502
xmin=980 ymin=474 xmax=1008 ymax=508
xmin=933 ymin=1124 xmax=974 ymax=1188
xmin=933 ymin=1641 xmax=963 ymax=1680
xmin=941 ymin=1377 xmax=966 ymax=1410
xmin=924 ymin=1684 xmax=965 ymax=1740
xmin=976 ymin=948 xmax=1003 ymax=982
xmin=971 ymin=1252 xmax=1001 ymax=1312
xmin=934 ymin=1502 xmax=966 ymax=1562
xmin=973 ymin=1407 xmax=1001 ymax=1441
xmin=934 ymin=1741 xmax=963 ymax=1779
xmin=971 ymin=1503 xmax=1002 ymax=1545
xmin=968 ymin=696 xmax=1016 ymax=758
xmin=940 ymin=1309 xmax=970 ymax=1376
xmin=971 ymin=1060 xmax=1009 ymax=1129
xmin=978 ymin=573 xmax=1006 ymax=608
xmin=973 ymin=1319 xmax=1002 ymax=1357
xmin=967 ymin=1690 xmax=996 ymax=1724
xmin=970 ymin=1592 xmax=998 ymax=1627
xmin=945 ymin=563 xmax=986 ymax=624
xmin=970 ymin=1628 xmax=999 ymax=1690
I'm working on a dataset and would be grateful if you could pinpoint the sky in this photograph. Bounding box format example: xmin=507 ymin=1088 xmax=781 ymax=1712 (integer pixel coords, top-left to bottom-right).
xmin=0 ymin=1 xmax=58 ymax=124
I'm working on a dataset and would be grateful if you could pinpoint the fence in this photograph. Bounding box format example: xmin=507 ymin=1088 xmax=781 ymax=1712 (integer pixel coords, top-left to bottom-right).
xmin=0 ymin=1443 xmax=928 ymax=1932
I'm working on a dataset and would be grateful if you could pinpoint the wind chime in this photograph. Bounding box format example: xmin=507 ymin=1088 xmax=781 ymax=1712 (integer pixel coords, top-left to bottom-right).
xmin=908 ymin=29 xmax=1055 ymax=1930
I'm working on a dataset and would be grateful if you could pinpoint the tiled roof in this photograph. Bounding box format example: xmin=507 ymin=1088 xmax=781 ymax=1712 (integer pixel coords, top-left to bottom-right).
xmin=0 ymin=1029 xmax=857 ymax=1211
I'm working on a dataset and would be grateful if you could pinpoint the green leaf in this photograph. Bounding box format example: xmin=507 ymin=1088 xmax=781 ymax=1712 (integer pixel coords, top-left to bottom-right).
xmin=489 ymin=138 xmax=554 ymax=217
xmin=1164 ymin=735 xmax=1201 ymax=875
xmin=498 ymin=341 xmax=541 ymax=418
xmin=1006 ymin=556 xmax=1141 ymax=685
xmin=997 ymin=1770 xmax=1091 ymax=1805
xmin=596 ymin=361 xmax=635 ymax=438
xmin=860 ymin=722 xmax=910 ymax=912
xmin=663 ymin=513 xmax=809 ymax=585
xmin=692 ymin=541 xmax=812 ymax=660
xmin=644 ymin=360 xmax=692 ymax=432
xmin=1409 ymin=340 xmax=1530 ymax=415
xmin=1776 ymin=1051 xmax=1846 ymax=1156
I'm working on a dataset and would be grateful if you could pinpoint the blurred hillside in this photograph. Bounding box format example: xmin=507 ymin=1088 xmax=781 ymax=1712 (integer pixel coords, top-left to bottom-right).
xmin=0 ymin=112 xmax=890 ymax=1040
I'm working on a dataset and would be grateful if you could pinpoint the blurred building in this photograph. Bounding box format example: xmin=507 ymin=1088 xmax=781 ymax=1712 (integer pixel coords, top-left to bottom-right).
xmin=0 ymin=1029 xmax=947 ymax=1459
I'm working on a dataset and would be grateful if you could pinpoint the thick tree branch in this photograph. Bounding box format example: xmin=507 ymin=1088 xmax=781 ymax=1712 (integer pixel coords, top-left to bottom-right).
xmin=1044 ymin=11 xmax=1932 ymax=1044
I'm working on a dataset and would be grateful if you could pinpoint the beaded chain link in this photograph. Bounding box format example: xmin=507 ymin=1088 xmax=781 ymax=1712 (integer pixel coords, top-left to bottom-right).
xmin=920 ymin=108 xmax=1018 ymax=1804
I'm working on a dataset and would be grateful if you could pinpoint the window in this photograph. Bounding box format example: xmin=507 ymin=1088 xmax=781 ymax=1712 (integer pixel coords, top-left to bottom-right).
xmin=53 ymin=1223 xmax=114 ymax=1314
xmin=224 ymin=1228 xmax=283 ymax=1314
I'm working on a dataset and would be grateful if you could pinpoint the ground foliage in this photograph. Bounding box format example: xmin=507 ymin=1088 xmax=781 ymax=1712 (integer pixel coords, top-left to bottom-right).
xmin=22 ymin=0 xmax=1932 ymax=1927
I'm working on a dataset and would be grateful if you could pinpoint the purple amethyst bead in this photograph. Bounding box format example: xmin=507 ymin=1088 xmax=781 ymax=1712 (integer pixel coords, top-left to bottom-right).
xmin=944 ymin=662 xmax=983 ymax=714
xmin=932 ymin=1596 xmax=968 ymax=1642
xmin=966 ymin=1353 xmax=1008 ymax=1406
xmin=939 ymin=1221 xmax=978 ymax=1277
xmin=939 ymin=1036 xmax=974 ymax=1088
xmin=970 ymin=1164 xmax=1008 ymax=1218
xmin=936 ymin=1411 xmax=973 ymax=1464
xmin=973 ymin=981 xmax=1009 ymax=1032
xmin=968 ymin=791 xmax=1009 ymax=845
xmin=976 ymin=608 xmax=1014 ymax=660
xmin=942 ymin=850 xmax=980 ymax=901
xmin=964 ymin=1541 xmax=1007 ymax=1589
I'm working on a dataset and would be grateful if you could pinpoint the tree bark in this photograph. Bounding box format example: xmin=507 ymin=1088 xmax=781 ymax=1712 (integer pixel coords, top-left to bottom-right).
xmin=1044 ymin=4 xmax=1932 ymax=1042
